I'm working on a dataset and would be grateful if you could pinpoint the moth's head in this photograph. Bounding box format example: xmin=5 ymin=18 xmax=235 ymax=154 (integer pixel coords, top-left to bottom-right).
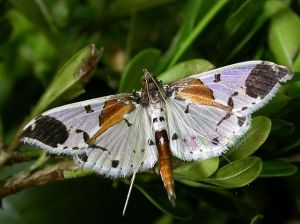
xmin=140 ymin=69 xmax=164 ymax=106
xmin=142 ymin=69 xmax=162 ymax=89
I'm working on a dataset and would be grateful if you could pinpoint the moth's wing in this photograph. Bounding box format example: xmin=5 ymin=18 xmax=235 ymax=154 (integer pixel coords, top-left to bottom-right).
xmin=166 ymin=61 xmax=293 ymax=160
xmin=21 ymin=93 xmax=134 ymax=155
xmin=169 ymin=61 xmax=293 ymax=115
xmin=21 ymin=93 xmax=158 ymax=177
xmin=165 ymin=98 xmax=250 ymax=160
xmin=74 ymin=105 xmax=157 ymax=178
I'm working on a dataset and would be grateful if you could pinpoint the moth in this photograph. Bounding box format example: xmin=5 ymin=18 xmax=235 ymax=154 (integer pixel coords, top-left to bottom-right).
xmin=21 ymin=61 xmax=293 ymax=214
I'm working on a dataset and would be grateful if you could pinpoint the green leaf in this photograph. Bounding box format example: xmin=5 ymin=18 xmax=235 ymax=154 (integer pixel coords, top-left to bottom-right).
xmin=250 ymin=215 xmax=264 ymax=224
xmin=288 ymin=81 xmax=300 ymax=97
xmin=135 ymin=180 xmax=192 ymax=220
xmin=0 ymin=161 xmax=33 ymax=181
xmin=224 ymin=0 xmax=265 ymax=39
xmin=174 ymin=157 xmax=219 ymax=181
xmin=169 ymin=0 xmax=230 ymax=67
xmin=267 ymin=0 xmax=300 ymax=67
xmin=158 ymin=59 xmax=214 ymax=83
xmin=63 ymin=169 xmax=94 ymax=179
xmin=10 ymin=0 xmax=60 ymax=49
xmin=30 ymin=44 xmax=101 ymax=117
xmin=260 ymin=160 xmax=298 ymax=177
xmin=293 ymin=53 xmax=300 ymax=72
xmin=118 ymin=49 xmax=161 ymax=93
xmin=105 ymin=0 xmax=178 ymax=19
xmin=201 ymin=157 xmax=263 ymax=188
xmin=176 ymin=178 xmax=222 ymax=189
xmin=177 ymin=157 xmax=262 ymax=188
xmin=228 ymin=116 xmax=271 ymax=160
xmin=255 ymin=92 xmax=292 ymax=116
xmin=271 ymin=119 xmax=295 ymax=136
xmin=157 ymin=0 xmax=203 ymax=72
xmin=223 ymin=0 xmax=266 ymax=61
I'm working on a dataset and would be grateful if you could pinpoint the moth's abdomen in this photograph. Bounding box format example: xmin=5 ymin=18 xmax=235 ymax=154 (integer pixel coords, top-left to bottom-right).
xmin=155 ymin=130 xmax=176 ymax=206
xmin=149 ymin=104 xmax=176 ymax=206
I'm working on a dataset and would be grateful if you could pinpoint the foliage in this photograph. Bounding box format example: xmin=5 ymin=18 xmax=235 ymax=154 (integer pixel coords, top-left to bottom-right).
xmin=0 ymin=0 xmax=299 ymax=223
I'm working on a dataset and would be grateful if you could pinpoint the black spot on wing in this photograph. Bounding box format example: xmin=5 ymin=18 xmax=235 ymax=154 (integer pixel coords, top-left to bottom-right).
xmin=90 ymin=144 xmax=108 ymax=151
xmin=75 ymin=129 xmax=90 ymax=143
xmin=172 ymin=133 xmax=178 ymax=140
xmin=184 ymin=104 xmax=190 ymax=113
xmin=241 ymin=107 xmax=248 ymax=111
xmin=78 ymin=152 xmax=88 ymax=162
xmin=213 ymin=73 xmax=221 ymax=82
xmin=232 ymin=91 xmax=238 ymax=96
xmin=153 ymin=118 xmax=158 ymax=123
xmin=212 ymin=137 xmax=219 ymax=145
xmin=245 ymin=63 xmax=290 ymax=99
xmin=227 ymin=97 xmax=234 ymax=108
xmin=112 ymin=160 xmax=119 ymax=168
xmin=217 ymin=113 xmax=231 ymax=126
xmin=124 ymin=119 xmax=132 ymax=127
xmin=83 ymin=132 xmax=90 ymax=143
xmin=159 ymin=117 xmax=165 ymax=122
xmin=148 ymin=139 xmax=155 ymax=145
xmin=21 ymin=115 xmax=69 ymax=148
xmin=84 ymin=105 xmax=94 ymax=113
xmin=237 ymin=116 xmax=246 ymax=127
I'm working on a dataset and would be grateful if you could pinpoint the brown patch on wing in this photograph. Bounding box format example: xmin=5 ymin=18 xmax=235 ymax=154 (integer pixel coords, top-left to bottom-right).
xmin=176 ymin=78 xmax=230 ymax=111
xmin=88 ymin=99 xmax=134 ymax=144
xmin=245 ymin=63 xmax=291 ymax=99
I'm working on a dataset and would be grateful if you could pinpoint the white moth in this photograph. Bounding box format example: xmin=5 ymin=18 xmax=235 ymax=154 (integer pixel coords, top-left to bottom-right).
xmin=21 ymin=61 xmax=293 ymax=214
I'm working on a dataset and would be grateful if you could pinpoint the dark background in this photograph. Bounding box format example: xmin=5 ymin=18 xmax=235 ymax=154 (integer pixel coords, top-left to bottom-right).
xmin=0 ymin=0 xmax=299 ymax=223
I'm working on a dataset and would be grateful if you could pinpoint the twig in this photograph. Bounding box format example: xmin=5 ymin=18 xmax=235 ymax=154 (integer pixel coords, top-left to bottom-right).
xmin=0 ymin=126 xmax=23 ymax=169
xmin=4 ymin=151 xmax=41 ymax=165
xmin=0 ymin=160 xmax=80 ymax=198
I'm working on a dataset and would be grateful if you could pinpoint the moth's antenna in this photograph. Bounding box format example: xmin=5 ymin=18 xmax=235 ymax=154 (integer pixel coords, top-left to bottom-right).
xmin=144 ymin=69 xmax=167 ymax=104
xmin=143 ymin=69 xmax=152 ymax=103
xmin=122 ymin=171 xmax=137 ymax=216
xmin=222 ymin=155 xmax=231 ymax=163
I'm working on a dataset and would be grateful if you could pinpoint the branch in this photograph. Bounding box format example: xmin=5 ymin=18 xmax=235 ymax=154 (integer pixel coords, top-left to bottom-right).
xmin=0 ymin=160 xmax=81 ymax=198
xmin=0 ymin=125 xmax=23 ymax=169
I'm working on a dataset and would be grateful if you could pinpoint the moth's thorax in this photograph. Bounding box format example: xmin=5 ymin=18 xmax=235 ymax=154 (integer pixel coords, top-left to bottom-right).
xmin=149 ymin=103 xmax=167 ymax=132
xmin=140 ymin=70 xmax=166 ymax=107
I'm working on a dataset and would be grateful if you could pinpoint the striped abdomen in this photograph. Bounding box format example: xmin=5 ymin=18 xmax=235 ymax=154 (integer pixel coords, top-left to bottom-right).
xmin=150 ymin=106 xmax=176 ymax=206
xmin=155 ymin=129 xmax=176 ymax=206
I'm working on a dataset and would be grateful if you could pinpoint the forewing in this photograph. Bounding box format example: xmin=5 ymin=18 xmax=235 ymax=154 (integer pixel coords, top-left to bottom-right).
xmin=169 ymin=61 xmax=293 ymax=115
xmin=21 ymin=93 xmax=136 ymax=155
xmin=166 ymin=61 xmax=293 ymax=160
xmin=74 ymin=105 xmax=157 ymax=178
xmin=21 ymin=93 xmax=157 ymax=178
